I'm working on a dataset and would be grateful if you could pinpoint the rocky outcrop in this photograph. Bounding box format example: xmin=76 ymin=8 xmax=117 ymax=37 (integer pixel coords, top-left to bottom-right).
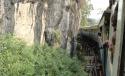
xmin=0 ymin=0 xmax=45 ymax=45
xmin=0 ymin=0 xmax=84 ymax=49
xmin=0 ymin=0 xmax=2 ymax=33
xmin=0 ymin=0 xmax=15 ymax=34
xmin=14 ymin=3 xmax=35 ymax=45
xmin=45 ymin=0 xmax=82 ymax=49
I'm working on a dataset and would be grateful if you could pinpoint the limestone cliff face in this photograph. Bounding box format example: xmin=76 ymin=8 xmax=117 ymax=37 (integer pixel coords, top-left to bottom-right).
xmin=14 ymin=3 xmax=35 ymax=45
xmin=15 ymin=1 xmax=45 ymax=45
xmin=45 ymin=0 xmax=81 ymax=49
xmin=0 ymin=0 xmax=45 ymax=45
xmin=0 ymin=0 xmax=1 ymax=18
xmin=0 ymin=0 xmax=1 ymax=33
xmin=1 ymin=0 xmax=15 ymax=34
xmin=0 ymin=0 xmax=82 ymax=49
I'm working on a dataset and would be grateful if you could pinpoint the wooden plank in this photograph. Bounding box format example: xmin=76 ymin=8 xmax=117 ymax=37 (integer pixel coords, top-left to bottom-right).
xmin=112 ymin=0 xmax=125 ymax=76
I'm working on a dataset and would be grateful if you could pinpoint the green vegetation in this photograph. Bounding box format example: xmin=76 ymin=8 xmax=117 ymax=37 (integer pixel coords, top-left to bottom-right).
xmin=0 ymin=35 xmax=87 ymax=76
xmin=81 ymin=0 xmax=93 ymax=27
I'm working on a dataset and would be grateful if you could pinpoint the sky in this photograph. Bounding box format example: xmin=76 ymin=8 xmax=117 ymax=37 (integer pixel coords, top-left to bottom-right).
xmin=88 ymin=0 xmax=109 ymax=20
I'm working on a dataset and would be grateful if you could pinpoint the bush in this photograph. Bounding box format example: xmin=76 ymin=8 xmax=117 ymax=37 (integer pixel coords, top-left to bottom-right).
xmin=0 ymin=35 xmax=87 ymax=76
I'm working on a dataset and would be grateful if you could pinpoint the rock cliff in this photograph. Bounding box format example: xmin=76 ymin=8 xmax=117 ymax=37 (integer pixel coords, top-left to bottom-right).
xmin=0 ymin=0 xmax=83 ymax=49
